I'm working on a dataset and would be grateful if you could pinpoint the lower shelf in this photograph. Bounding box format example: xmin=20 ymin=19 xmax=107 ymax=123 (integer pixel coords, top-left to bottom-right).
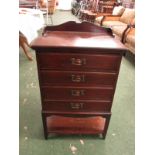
xmin=46 ymin=115 xmax=106 ymax=134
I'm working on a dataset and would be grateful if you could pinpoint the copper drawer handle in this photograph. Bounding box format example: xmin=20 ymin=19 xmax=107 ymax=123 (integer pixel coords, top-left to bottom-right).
xmin=70 ymin=102 xmax=84 ymax=109
xmin=71 ymin=58 xmax=86 ymax=66
xmin=71 ymin=90 xmax=85 ymax=96
xmin=71 ymin=74 xmax=85 ymax=82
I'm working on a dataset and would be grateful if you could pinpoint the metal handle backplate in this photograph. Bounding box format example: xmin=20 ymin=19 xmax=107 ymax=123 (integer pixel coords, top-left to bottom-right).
xmin=70 ymin=102 xmax=84 ymax=109
xmin=71 ymin=74 xmax=85 ymax=83
xmin=71 ymin=58 xmax=86 ymax=66
xmin=71 ymin=90 xmax=85 ymax=96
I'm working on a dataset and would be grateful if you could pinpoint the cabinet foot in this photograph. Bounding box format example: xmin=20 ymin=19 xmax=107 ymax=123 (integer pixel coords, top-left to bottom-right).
xmin=44 ymin=135 xmax=48 ymax=140
xmin=102 ymin=133 xmax=106 ymax=139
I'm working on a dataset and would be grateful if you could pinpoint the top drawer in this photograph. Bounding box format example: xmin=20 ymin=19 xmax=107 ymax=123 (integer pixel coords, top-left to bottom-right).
xmin=36 ymin=53 xmax=121 ymax=71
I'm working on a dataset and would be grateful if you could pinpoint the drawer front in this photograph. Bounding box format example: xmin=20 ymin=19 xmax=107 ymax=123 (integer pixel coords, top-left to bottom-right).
xmin=39 ymin=71 xmax=117 ymax=86
xmin=42 ymin=100 xmax=112 ymax=112
xmin=37 ymin=53 xmax=121 ymax=71
xmin=41 ymin=87 xmax=114 ymax=101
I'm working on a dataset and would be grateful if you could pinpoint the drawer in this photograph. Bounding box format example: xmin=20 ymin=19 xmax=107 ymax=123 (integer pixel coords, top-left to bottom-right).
xmin=39 ymin=70 xmax=117 ymax=87
xmin=42 ymin=100 xmax=112 ymax=112
xmin=41 ymin=86 xmax=114 ymax=101
xmin=37 ymin=53 xmax=121 ymax=71
xmin=46 ymin=116 xmax=106 ymax=134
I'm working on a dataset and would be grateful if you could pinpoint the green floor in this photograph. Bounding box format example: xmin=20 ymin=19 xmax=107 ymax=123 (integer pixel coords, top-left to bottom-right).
xmin=19 ymin=10 xmax=135 ymax=155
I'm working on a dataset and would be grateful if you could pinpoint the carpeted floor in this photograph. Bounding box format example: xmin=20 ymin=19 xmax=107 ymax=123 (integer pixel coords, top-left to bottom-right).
xmin=19 ymin=10 xmax=135 ymax=155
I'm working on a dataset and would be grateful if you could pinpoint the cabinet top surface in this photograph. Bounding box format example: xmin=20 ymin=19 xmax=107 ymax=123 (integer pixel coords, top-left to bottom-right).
xmin=31 ymin=31 xmax=126 ymax=50
xmin=30 ymin=22 xmax=127 ymax=52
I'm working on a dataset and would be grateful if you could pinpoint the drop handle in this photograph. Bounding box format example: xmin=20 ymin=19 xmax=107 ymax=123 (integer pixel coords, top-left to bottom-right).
xmin=70 ymin=103 xmax=84 ymax=109
xmin=71 ymin=74 xmax=85 ymax=82
xmin=71 ymin=90 xmax=85 ymax=96
xmin=71 ymin=58 xmax=86 ymax=66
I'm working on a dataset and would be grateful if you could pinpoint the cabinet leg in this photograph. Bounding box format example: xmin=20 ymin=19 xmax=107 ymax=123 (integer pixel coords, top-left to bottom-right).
xmin=42 ymin=113 xmax=48 ymax=140
xmin=102 ymin=114 xmax=111 ymax=139
xmin=44 ymin=133 xmax=48 ymax=140
xmin=102 ymin=134 xmax=106 ymax=139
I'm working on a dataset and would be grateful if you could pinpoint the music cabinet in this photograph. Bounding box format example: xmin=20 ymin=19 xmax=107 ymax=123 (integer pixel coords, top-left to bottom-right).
xmin=30 ymin=21 xmax=127 ymax=139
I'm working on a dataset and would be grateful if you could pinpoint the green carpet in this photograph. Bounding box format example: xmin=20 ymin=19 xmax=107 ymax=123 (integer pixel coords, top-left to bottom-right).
xmin=19 ymin=10 xmax=135 ymax=155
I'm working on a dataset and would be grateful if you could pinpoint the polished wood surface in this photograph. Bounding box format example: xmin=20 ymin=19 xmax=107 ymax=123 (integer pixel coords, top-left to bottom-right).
xmin=39 ymin=70 xmax=117 ymax=87
xmin=42 ymin=100 xmax=112 ymax=112
xmin=41 ymin=86 xmax=114 ymax=101
xmin=36 ymin=53 xmax=122 ymax=71
xmin=42 ymin=21 xmax=113 ymax=34
xmin=31 ymin=21 xmax=127 ymax=139
xmin=47 ymin=116 xmax=106 ymax=134
xmin=31 ymin=22 xmax=125 ymax=50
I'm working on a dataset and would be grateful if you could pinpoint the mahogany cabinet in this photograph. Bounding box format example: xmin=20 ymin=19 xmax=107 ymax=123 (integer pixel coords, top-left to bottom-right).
xmin=30 ymin=21 xmax=127 ymax=139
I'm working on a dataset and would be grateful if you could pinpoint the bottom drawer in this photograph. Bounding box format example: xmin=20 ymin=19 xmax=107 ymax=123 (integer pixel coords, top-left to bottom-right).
xmin=42 ymin=100 xmax=112 ymax=112
xmin=46 ymin=115 xmax=106 ymax=134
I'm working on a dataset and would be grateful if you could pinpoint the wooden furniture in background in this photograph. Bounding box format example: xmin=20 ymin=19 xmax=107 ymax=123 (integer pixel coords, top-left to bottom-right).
xmin=98 ymin=0 xmax=117 ymax=13
xmin=37 ymin=0 xmax=57 ymax=24
xmin=122 ymin=0 xmax=135 ymax=8
xmin=38 ymin=0 xmax=57 ymax=14
xmin=48 ymin=0 xmax=57 ymax=14
xmin=31 ymin=21 xmax=127 ymax=139
xmin=122 ymin=22 xmax=135 ymax=54
xmin=19 ymin=0 xmax=37 ymax=8
xmin=19 ymin=32 xmax=33 ymax=61
xmin=75 ymin=0 xmax=117 ymax=23
xmin=19 ymin=8 xmax=45 ymax=60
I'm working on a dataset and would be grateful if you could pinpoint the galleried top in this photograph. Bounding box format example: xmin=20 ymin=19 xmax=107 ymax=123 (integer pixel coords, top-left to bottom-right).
xmin=30 ymin=21 xmax=127 ymax=52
